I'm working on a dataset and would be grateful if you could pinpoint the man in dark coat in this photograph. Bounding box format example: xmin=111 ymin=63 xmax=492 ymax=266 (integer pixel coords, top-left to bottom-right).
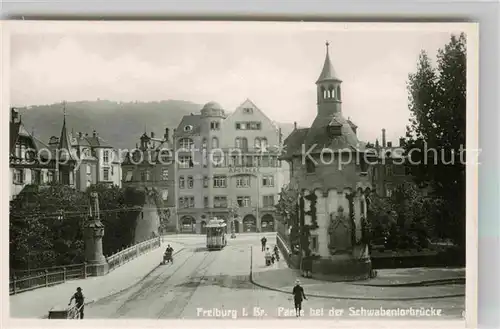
xmin=261 ymin=236 xmax=267 ymax=251
xmin=292 ymin=279 xmax=307 ymax=317
xmin=68 ymin=287 xmax=85 ymax=319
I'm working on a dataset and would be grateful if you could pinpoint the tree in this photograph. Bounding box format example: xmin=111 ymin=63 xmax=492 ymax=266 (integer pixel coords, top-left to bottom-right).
xmin=405 ymin=33 xmax=466 ymax=251
xmin=10 ymin=184 xmax=147 ymax=271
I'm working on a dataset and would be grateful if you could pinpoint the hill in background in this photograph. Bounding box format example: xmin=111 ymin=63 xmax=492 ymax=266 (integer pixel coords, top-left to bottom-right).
xmin=16 ymin=100 xmax=295 ymax=150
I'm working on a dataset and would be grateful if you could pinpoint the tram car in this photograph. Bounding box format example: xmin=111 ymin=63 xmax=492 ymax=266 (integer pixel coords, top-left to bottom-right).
xmin=206 ymin=218 xmax=227 ymax=250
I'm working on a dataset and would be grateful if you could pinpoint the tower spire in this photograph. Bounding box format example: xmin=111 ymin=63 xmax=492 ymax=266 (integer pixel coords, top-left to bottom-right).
xmin=316 ymin=41 xmax=341 ymax=83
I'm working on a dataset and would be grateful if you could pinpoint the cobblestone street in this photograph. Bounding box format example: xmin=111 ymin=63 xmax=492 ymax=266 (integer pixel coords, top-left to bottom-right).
xmin=83 ymin=234 xmax=464 ymax=320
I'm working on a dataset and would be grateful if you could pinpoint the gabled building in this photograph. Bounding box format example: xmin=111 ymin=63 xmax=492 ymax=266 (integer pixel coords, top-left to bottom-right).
xmin=173 ymin=99 xmax=288 ymax=234
xmin=10 ymin=108 xmax=57 ymax=199
xmin=47 ymin=110 xmax=122 ymax=191
xmin=280 ymin=43 xmax=373 ymax=279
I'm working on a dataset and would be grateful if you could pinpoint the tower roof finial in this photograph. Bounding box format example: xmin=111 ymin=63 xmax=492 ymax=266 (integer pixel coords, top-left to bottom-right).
xmin=317 ymin=42 xmax=340 ymax=83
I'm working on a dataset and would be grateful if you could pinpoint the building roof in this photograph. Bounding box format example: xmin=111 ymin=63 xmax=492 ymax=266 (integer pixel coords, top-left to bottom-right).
xmin=174 ymin=114 xmax=202 ymax=138
xmin=316 ymin=43 xmax=341 ymax=83
xmin=202 ymin=101 xmax=223 ymax=111
xmin=282 ymin=113 xmax=366 ymax=158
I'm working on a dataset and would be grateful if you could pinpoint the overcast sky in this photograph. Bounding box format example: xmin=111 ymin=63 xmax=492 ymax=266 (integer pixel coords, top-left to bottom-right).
xmin=10 ymin=25 xmax=463 ymax=143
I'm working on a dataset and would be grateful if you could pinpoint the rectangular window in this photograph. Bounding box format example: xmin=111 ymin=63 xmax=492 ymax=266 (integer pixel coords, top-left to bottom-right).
xmin=261 ymin=156 xmax=270 ymax=167
xmin=213 ymin=175 xmax=227 ymax=188
xmin=187 ymin=176 xmax=194 ymax=188
xmin=103 ymin=150 xmax=109 ymax=163
xmin=243 ymin=107 xmax=253 ymax=114
xmin=214 ymin=196 xmax=227 ymax=208
xmin=162 ymin=168 xmax=169 ymax=181
xmin=103 ymin=168 xmax=110 ymax=181
xmin=393 ymin=164 xmax=405 ymax=176
xmin=179 ymin=196 xmax=195 ymax=208
xmin=385 ymin=165 xmax=393 ymax=176
xmin=86 ymin=165 xmax=91 ymax=175
xmin=47 ymin=171 xmax=54 ymax=183
xmin=237 ymin=196 xmax=251 ymax=207
xmin=204 ymin=196 xmax=209 ymax=208
xmin=310 ymin=235 xmax=319 ymax=253
xmin=262 ymin=175 xmax=274 ymax=187
xmin=236 ymin=176 xmax=251 ymax=188
xmin=179 ymin=156 xmax=193 ymax=169
xmin=263 ymin=195 xmax=275 ymax=207
xmin=13 ymin=169 xmax=24 ymax=184
xmin=179 ymin=176 xmax=185 ymax=189
xmin=203 ymin=176 xmax=209 ymax=188
xmin=236 ymin=123 xmax=241 ymax=130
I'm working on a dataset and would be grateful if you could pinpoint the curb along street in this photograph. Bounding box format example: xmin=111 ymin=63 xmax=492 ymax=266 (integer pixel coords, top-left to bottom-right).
xmin=248 ymin=247 xmax=465 ymax=301
xmin=40 ymin=244 xmax=187 ymax=319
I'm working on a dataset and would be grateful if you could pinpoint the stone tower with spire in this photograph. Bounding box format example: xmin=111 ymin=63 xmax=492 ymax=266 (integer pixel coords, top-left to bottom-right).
xmin=316 ymin=41 xmax=343 ymax=117
xmin=56 ymin=102 xmax=77 ymax=186
xmin=280 ymin=43 xmax=373 ymax=280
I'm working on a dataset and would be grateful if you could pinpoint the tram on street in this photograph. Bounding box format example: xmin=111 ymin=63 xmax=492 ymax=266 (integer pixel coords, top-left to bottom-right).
xmin=206 ymin=218 xmax=227 ymax=250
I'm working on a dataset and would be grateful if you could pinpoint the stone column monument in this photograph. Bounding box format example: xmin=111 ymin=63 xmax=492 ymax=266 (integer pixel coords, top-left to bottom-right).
xmin=84 ymin=192 xmax=109 ymax=276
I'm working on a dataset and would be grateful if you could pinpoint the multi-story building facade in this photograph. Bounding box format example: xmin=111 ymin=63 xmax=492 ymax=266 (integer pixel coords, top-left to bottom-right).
xmin=121 ymin=129 xmax=175 ymax=204
xmin=369 ymin=129 xmax=413 ymax=197
xmin=10 ymin=108 xmax=58 ymax=199
xmin=121 ymin=129 xmax=177 ymax=235
xmin=174 ymin=99 xmax=288 ymax=234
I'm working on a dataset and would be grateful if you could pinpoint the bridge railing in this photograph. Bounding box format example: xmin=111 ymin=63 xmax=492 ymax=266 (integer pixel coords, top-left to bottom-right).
xmin=106 ymin=236 xmax=161 ymax=273
xmin=9 ymin=236 xmax=161 ymax=295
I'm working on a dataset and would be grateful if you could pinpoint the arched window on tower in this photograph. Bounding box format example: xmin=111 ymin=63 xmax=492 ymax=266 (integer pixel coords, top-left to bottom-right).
xmin=329 ymin=85 xmax=335 ymax=99
xmin=212 ymin=137 xmax=219 ymax=149
xmin=321 ymin=86 xmax=327 ymax=99
xmin=337 ymin=85 xmax=341 ymax=100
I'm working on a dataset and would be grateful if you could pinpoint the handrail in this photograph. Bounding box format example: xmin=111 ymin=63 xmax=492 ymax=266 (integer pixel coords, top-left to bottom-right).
xmin=9 ymin=236 xmax=162 ymax=295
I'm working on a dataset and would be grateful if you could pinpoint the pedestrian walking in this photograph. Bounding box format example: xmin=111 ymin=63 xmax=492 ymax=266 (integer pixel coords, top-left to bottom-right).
xmin=261 ymin=236 xmax=267 ymax=251
xmin=68 ymin=287 xmax=85 ymax=319
xmin=292 ymin=279 xmax=307 ymax=317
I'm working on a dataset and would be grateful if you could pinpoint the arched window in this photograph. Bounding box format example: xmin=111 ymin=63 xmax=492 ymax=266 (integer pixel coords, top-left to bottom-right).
xmin=241 ymin=137 xmax=248 ymax=150
xmin=329 ymin=85 xmax=334 ymax=99
xmin=254 ymin=138 xmax=261 ymax=149
xmin=321 ymin=86 xmax=327 ymax=99
xmin=260 ymin=138 xmax=268 ymax=150
xmin=179 ymin=138 xmax=194 ymax=150
xmin=337 ymin=85 xmax=341 ymax=100
xmin=235 ymin=137 xmax=241 ymax=148
xmin=212 ymin=137 xmax=219 ymax=149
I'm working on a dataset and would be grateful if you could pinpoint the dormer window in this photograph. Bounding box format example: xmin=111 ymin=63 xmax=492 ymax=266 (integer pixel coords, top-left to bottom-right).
xmin=184 ymin=125 xmax=193 ymax=132
xmin=243 ymin=108 xmax=253 ymax=114
xmin=328 ymin=125 xmax=342 ymax=137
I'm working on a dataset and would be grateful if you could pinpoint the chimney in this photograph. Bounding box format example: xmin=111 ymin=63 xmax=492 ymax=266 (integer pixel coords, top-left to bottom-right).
xmin=278 ymin=127 xmax=282 ymax=145
xmin=151 ymin=132 xmax=155 ymax=138
xmin=399 ymin=138 xmax=405 ymax=147
xmin=382 ymin=129 xmax=386 ymax=148
xmin=387 ymin=141 xmax=392 ymax=148
xmin=85 ymin=133 xmax=89 ymax=137
xmin=78 ymin=132 xmax=83 ymax=138
xmin=375 ymin=139 xmax=380 ymax=149
xmin=164 ymin=128 xmax=170 ymax=141
xmin=93 ymin=130 xmax=97 ymax=137
xmin=294 ymin=121 xmax=297 ymax=130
